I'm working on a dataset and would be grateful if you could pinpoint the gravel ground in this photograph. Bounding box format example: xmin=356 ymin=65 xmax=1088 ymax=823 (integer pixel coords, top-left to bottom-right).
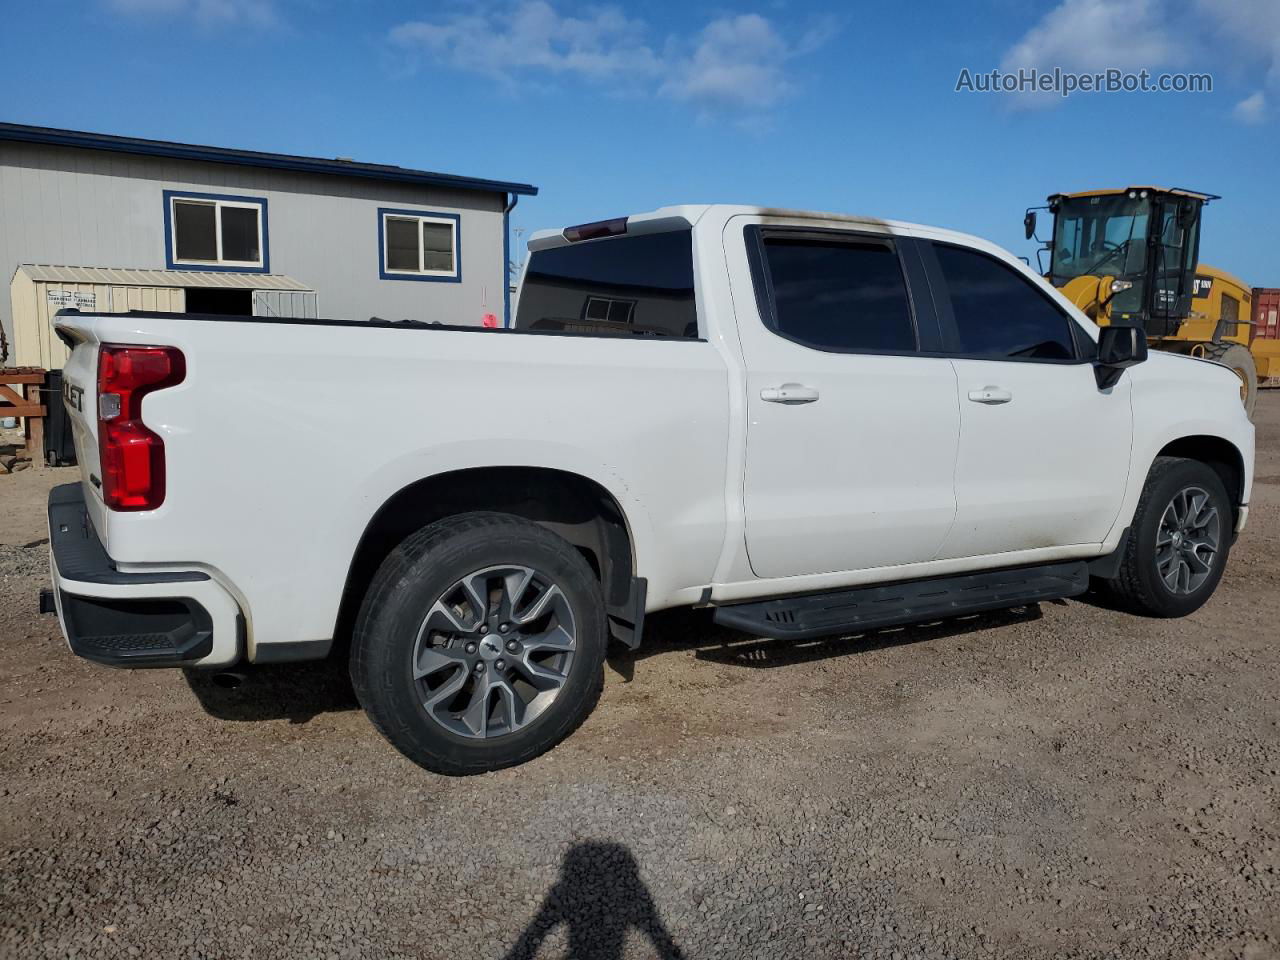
xmin=2 ymin=397 xmax=1279 ymax=960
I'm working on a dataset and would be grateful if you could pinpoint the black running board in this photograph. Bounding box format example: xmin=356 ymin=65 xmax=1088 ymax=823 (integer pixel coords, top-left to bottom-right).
xmin=713 ymin=560 xmax=1090 ymax=640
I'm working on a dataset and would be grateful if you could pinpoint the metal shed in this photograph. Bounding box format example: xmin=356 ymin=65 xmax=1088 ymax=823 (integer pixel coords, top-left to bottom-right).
xmin=10 ymin=264 xmax=316 ymax=369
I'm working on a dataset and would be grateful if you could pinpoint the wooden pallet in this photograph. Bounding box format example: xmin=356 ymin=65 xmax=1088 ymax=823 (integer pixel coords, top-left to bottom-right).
xmin=0 ymin=367 xmax=47 ymax=458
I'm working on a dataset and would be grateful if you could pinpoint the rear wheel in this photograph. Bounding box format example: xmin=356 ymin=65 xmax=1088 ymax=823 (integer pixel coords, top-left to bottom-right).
xmin=1202 ymin=341 xmax=1257 ymax=419
xmin=350 ymin=512 xmax=606 ymax=775
xmin=1102 ymin=457 xmax=1232 ymax=618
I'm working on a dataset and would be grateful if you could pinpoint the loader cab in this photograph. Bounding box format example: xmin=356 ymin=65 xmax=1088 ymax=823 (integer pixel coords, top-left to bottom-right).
xmin=1041 ymin=187 xmax=1212 ymax=336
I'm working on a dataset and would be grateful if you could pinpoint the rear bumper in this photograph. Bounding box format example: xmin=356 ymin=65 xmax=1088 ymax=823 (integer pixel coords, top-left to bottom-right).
xmin=45 ymin=483 xmax=242 ymax=669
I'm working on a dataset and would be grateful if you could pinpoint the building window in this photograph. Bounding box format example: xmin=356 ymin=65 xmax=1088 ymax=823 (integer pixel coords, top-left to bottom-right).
xmin=583 ymin=296 xmax=635 ymax=325
xmin=378 ymin=208 xmax=461 ymax=282
xmin=163 ymin=191 xmax=268 ymax=273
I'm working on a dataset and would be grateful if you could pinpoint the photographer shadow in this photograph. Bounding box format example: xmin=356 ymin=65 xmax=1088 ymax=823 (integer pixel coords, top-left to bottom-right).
xmin=503 ymin=841 xmax=684 ymax=960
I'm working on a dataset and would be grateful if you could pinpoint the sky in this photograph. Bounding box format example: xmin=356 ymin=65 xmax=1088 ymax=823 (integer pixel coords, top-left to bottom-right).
xmin=1 ymin=0 xmax=1278 ymax=283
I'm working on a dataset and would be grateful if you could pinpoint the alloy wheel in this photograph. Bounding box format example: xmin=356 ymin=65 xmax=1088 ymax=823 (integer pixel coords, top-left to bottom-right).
xmin=411 ymin=565 xmax=577 ymax=739
xmin=1154 ymin=485 xmax=1221 ymax=596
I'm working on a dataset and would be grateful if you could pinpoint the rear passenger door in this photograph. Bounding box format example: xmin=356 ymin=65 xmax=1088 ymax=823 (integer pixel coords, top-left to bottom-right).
xmin=920 ymin=240 xmax=1132 ymax=561
xmin=733 ymin=222 xmax=961 ymax=578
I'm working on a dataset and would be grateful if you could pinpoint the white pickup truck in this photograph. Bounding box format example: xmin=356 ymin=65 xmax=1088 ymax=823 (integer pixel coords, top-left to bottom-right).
xmin=45 ymin=204 xmax=1254 ymax=774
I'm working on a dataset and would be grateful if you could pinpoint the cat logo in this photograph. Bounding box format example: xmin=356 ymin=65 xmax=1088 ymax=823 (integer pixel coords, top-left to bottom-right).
xmin=1192 ymin=276 xmax=1214 ymax=299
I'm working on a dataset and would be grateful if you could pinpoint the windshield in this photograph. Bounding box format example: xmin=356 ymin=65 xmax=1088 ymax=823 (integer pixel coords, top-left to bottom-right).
xmin=1050 ymin=195 xmax=1151 ymax=283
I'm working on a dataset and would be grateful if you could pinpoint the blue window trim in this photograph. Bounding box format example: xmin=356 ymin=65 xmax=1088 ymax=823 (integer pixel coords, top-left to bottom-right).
xmin=377 ymin=207 xmax=462 ymax=283
xmin=162 ymin=190 xmax=270 ymax=274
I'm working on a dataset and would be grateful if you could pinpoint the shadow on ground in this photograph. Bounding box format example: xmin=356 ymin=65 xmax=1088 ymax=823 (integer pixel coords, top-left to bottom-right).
xmin=184 ymin=657 xmax=359 ymax=724
xmin=607 ymin=602 xmax=1048 ymax=680
xmin=187 ymin=599 xmax=1069 ymax=721
xmin=503 ymin=842 xmax=684 ymax=960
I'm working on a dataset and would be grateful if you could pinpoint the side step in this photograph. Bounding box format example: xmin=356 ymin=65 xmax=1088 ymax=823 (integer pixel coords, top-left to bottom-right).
xmin=712 ymin=560 xmax=1090 ymax=640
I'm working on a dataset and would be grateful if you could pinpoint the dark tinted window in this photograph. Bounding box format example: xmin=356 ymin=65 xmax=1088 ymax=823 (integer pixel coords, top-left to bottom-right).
xmin=220 ymin=206 xmax=260 ymax=263
xmin=173 ymin=200 xmax=217 ymax=262
xmin=516 ymin=230 xmax=696 ymax=338
xmin=385 ymin=217 xmax=419 ymax=271
xmin=760 ymin=236 xmax=915 ymax=352
xmin=934 ymin=244 xmax=1076 ymax=360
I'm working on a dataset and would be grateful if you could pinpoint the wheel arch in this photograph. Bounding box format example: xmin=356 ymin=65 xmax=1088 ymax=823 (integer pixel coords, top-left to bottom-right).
xmin=1154 ymin=434 xmax=1246 ymax=523
xmin=333 ymin=466 xmax=640 ymax=655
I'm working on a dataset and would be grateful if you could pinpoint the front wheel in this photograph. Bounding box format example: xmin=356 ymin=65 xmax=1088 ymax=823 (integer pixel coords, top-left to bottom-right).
xmin=1101 ymin=457 xmax=1232 ymax=618
xmin=351 ymin=512 xmax=606 ymax=775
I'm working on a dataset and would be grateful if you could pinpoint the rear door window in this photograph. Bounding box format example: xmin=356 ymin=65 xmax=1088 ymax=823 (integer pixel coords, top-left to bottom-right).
xmin=515 ymin=230 xmax=697 ymax=338
xmin=755 ymin=234 xmax=917 ymax=353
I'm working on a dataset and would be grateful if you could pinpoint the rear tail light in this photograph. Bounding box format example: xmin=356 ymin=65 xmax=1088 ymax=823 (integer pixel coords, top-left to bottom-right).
xmin=97 ymin=344 xmax=185 ymax=511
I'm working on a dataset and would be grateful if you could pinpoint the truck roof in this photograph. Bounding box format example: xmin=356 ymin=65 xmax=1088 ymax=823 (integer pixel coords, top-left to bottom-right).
xmin=528 ymin=204 xmax=989 ymax=252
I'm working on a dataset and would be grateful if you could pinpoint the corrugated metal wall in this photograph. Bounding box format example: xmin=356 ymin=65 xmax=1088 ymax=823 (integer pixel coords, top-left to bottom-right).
xmin=10 ymin=273 xmax=185 ymax=368
xmin=254 ymin=289 xmax=319 ymax=319
xmin=0 ymin=141 xmax=508 ymax=359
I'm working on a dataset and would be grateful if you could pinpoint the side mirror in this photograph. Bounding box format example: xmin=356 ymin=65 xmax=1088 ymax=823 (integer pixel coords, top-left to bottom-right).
xmin=1023 ymin=211 xmax=1037 ymax=241
xmin=1095 ymin=324 xmax=1147 ymax=389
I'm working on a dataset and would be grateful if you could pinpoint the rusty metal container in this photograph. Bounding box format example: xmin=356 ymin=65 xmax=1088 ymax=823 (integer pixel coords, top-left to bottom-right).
xmin=1252 ymin=288 xmax=1280 ymax=380
xmin=1253 ymin=288 xmax=1280 ymax=341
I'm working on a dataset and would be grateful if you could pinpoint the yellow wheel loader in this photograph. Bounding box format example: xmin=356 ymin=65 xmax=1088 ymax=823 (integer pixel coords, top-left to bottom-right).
xmin=1024 ymin=187 xmax=1258 ymax=417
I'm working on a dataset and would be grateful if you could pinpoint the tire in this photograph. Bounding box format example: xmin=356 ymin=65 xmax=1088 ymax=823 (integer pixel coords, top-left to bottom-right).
xmin=1102 ymin=457 xmax=1232 ymax=618
xmin=350 ymin=511 xmax=606 ymax=775
xmin=1203 ymin=341 xmax=1257 ymax=420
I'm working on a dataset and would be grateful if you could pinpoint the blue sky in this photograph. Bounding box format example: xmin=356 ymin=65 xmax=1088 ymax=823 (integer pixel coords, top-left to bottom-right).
xmin=1 ymin=0 xmax=1277 ymax=282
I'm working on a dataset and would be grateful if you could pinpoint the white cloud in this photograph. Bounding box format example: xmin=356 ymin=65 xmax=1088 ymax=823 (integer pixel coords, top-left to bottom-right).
xmin=999 ymin=0 xmax=1279 ymax=120
xmin=1195 ymin=0 xmax=1279 ymax=123
xmin=389 ymin=3 xmax=835 ymax=117
xmin=390 ymin=2 xmax=659 ymax=80
xmin=1193 ymin=0 xmax=1280 ymax=75
xmin=106 ymin=0 xmax=276 ymax=27
xmin=1001 ymin=0 xmax=1177 ymax=73
xmin=1233 ymin=90 xmax=1267 ymax=125
xmin=997 ymin=0 xmax=1177 ymax=109
xmin=660 ymin=15 xmax=794 ymax=111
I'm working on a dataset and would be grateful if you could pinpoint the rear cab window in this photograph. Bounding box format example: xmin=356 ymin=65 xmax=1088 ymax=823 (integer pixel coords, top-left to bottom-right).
xmin=515 ymin=229 xmax=698 ymax=338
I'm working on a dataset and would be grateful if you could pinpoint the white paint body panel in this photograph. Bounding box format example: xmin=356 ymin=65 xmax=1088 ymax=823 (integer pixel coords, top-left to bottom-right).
xmin=53 ymin=204 xmax=1255 ymax=667
xmin=941 ymin=358 xmax=1132 ymax=559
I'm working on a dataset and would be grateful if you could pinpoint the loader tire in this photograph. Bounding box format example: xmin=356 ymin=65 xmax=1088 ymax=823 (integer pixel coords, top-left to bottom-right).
xmin=1203 ymin=341 xmax=1257 ymax=420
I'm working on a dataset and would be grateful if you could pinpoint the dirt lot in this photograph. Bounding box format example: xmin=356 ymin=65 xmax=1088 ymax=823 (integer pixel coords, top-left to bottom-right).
xmin=2 ymin=400 xmax=1278 ymax=960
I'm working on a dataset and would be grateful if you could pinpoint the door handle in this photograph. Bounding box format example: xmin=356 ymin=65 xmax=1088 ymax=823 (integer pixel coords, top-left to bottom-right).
xmin=967 ymin=386 xmax=1012 ymax=405
xmin=760 ymin=383 xmax=820 ymax=404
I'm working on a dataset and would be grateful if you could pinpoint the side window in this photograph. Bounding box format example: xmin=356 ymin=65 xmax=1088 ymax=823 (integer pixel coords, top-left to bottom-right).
xmin=758 ymin=234 xmax=916 ymax=353
xmin=164 ymin=191 xmax=267 ymax=272
xmin=378 ymin=208 xmax=460 ymax=282
xmin=933 ymin=244 xmax=1077 ymax=360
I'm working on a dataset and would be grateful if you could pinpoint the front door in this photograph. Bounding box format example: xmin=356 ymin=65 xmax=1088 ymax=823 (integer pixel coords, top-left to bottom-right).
xmin=731 ymin=221 xmax=961 ymax=579
xmin=921 ymin=241 xmax=1132 ymax=560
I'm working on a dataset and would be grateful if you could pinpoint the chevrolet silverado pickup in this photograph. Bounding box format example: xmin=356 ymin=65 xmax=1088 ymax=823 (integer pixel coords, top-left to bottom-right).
xmin=44 ymin=204 xmax=1254 ymax=774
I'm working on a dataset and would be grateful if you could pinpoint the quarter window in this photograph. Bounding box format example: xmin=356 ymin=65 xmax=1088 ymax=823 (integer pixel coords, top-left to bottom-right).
xmin=933 ymin=244 xmax=1077 ymax=360
xmin=379 ymin=209 xmax=460 ymax=281
xmin=758 ymin=235 xmax=916 ymax=353
xmin=166 ymin=192 xmax=266 ymax=270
